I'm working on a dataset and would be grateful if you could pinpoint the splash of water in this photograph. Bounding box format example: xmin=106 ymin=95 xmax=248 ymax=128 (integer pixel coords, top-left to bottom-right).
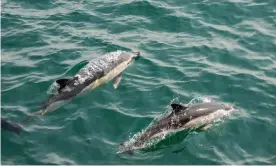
xmin=186 ymin=96 xmax=213 ymax=105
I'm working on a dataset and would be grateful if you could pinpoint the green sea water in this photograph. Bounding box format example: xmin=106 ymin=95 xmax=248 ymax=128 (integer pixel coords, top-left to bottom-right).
xmin=1 ymin=0 xmax=276 ymax=164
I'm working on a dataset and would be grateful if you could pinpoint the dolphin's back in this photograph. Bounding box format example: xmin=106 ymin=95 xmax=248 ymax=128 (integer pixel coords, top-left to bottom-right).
xmin=184 ymin=102 xmax=229 ymax=118
xmin=149 ymin=103 xmax=230 ymax=132
xmin=76 ymin=51 xmax=130 ymax=83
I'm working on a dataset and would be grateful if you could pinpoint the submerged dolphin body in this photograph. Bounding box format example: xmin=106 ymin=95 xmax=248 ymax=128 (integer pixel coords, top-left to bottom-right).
xmin=1 ymin=118 xmax=23 ymax=134
xmin=119 ymin=102 xmax=233 ymax=153
xmin=26 ymin=50 xmax=140 ymax=119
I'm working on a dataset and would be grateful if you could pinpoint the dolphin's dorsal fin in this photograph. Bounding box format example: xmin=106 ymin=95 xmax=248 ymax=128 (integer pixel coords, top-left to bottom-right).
xmin=171 ymin=103 xmax=188 ymax=113
xmin=56 ymin=78 xmax=72 ymax=87
xmin=56 ymin=78 xmax=73 ymax=93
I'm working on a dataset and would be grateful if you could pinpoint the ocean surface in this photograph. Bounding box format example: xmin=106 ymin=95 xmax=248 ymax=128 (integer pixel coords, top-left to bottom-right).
xmin=1 ymin=0 xmax=276 ymax=164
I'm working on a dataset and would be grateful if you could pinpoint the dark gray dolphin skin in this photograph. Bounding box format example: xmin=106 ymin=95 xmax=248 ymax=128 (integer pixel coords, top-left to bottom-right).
xmin=23 ymin=50 xmax=140 ymax=122
xmin=119 ymin=102 xmax=231 ymax=153
xmin=1 ymin=118 xmax=23 ymax=134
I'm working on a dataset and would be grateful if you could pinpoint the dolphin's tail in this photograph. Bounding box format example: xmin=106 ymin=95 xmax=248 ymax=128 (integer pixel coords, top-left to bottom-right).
xmin=1 ymin=118 xmax=23 ymax=135
xmin=2 ymin=109 xmax=47 ymax=135
xmin=20 ymin=109 xmax=46 ymax=124
xmin=20 ymin=114 xmax=36 ymax=124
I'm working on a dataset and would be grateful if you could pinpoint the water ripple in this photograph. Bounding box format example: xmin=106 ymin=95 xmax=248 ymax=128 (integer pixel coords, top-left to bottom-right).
xmin=1 ymin=0 xmax=276 ymax=164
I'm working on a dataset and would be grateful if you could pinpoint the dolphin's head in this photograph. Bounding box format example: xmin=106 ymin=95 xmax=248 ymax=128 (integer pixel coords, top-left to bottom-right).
xmin=220 ymin=103 xmax=232 ymax=111
xmin=125 ymin=51 xmax=140 ymax=60
xmin=118 ymin=51 xmax=140 ymax=63
xmin=118 ymin=141 xmax=132 ymax=153
xmin=119 ymin=142 xmax=126 ymax=150
xmin=132 ymin=51 xmax=140 ymax=60
xmin=118 ymin=51 xmax=141 ymax=67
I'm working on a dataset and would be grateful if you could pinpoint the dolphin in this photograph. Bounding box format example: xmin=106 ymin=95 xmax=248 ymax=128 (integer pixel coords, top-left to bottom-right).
xmin=119 ymin=102 xmax=233 ymax=153
xmin=25 ymin=50 xmax=140 ymax=120
xmin=1 ymin=118 xmax=23 ymax=134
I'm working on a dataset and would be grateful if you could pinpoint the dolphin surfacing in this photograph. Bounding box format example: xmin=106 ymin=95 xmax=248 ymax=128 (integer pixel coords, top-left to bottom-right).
xmin=119 ymin=102 xmax=233 ymax=153
xmin=26 ymin=50 xmax=140 ymax=119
